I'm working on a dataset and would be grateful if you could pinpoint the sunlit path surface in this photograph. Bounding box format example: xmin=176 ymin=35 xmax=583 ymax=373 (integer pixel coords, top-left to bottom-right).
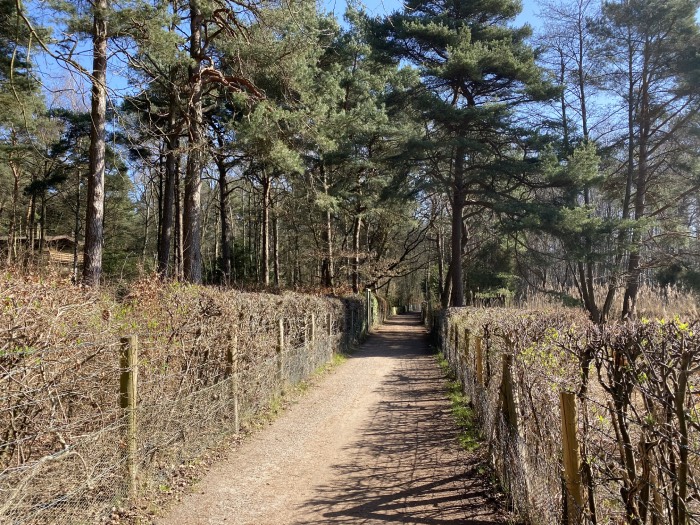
xmin=158 ymin=314 xmax=506 ymax=525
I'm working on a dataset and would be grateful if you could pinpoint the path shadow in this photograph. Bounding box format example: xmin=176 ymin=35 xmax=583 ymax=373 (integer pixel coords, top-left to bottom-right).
xmin=294 ymin=329 xmax=502 ymax=524
xmin=381 ymin=313 xmax=423 ymax=326
xmin=348 ymin=315 xmax=430 ymax=360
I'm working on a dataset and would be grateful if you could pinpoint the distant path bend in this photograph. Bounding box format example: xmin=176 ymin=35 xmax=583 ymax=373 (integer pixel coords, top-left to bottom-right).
xmin=157 ymin=314 xmax=506 ymax=525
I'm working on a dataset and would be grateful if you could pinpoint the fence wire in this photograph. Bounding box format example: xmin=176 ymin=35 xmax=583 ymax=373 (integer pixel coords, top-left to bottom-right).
xmin=440 ymin=307 xmax=700 ymax=525
xmin=1 ymin=278 xmax=378 ymax=525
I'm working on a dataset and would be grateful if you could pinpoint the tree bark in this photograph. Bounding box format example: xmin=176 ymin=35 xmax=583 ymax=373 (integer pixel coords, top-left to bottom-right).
xmin=577 ymin=20 xmax=597 ymax=319
xmin=261 ymin=174 xmax=271 ymax=286
xmin=320 ymin=167 xmax=334 ymax=289
xmin=174 ymin=156 xmax=183 ymax=280
xmin=352 ymin=215 xmax=362 ymax=293
xmin=622 ymin=41 xmax=651 ymax=320
xmin=273 ymin=213 xmax=280 ymax=287
xmin=82 ymin=0 xmax=108 ymax=286
xmin=73 ymin=172 xmax=81 ymax=283
xmin=183 ymin=0 xmax=203 ymax=283
xmin=450 ymin=146 xmax=466 ymax=307
xmin=216 ymin=155 xmax=231 ymax=283
xmin=559 ymin=48 xmax=570 ymax=153
xmin=436 ymin=227 xmax=445 ymax=298
xmin=39 ymin=194 xmax=45 ymax=256
xmin=7 ymin=155 xmax=20 ymax=266
xmin=142 ymin=180 xmax=151 ymax=260
xmin=441 ymin=261 xmax=453 ymax=309
xmin=26 ymin=173 xmax=36 ymax=264
xmin=294 ymin=234 xmax=301 ymax=286
xmin=322 ymin=208 xmax=334 ymax=289
xmin=241 ymin=193 xmax=247 ymax=280
xmin=157 ymin=77 xmax=179 ymax=278
xmin=602 ymin=26 xmax=636 ymax=323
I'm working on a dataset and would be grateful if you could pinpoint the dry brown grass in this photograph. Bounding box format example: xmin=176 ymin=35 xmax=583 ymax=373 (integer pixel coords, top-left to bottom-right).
xmin=520 ymin=283 xmax=700 ymax=320
xmin=0 ymin=276 xmax=373 ymax=525
xmin=443 ymin=306 xmax=700 ymax=525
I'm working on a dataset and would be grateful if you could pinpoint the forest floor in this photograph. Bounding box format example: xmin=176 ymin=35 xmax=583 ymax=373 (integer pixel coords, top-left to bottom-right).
xmin=154 ymin=314 xmax=510 ymax=525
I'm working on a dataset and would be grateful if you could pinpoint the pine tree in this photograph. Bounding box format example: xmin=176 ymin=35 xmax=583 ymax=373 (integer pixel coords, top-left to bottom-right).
xmin=370 ymin=0 xmax=553 ymax=306
xmin=0 ymin=0 xmax=45 ymax=265
xmin=595 ymin=0 xmax=700 ymax=319
xmin=209 ymin=0 xmax=324 ymax=286
xmin=309 ymin=9 xmax=423 ymax=292
xmin=181 ymin=0 xmax=263 ymax=283
xmin=81 ymin=0 xmax=109 ymax=285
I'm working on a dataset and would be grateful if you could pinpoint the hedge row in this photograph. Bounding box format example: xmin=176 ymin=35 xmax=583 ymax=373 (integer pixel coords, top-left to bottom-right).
xmin=0 ymin=277 xmax=377 ymax=524
xmin=441 ymin=307 xmax=700 ymax=525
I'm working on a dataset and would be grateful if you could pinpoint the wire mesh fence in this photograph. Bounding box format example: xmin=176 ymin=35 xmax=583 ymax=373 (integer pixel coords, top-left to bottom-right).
xmin=0 ymin=277 xmax=379 ymax=525
xmin=440 ymin=307 xmax=700 ymax=525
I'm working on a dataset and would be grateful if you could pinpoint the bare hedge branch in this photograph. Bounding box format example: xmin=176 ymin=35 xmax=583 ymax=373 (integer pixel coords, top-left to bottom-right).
xmin=441 ymin=307 xmax=700 ymax=525
xmin=0 ymin=276 xmax=374 ymax=524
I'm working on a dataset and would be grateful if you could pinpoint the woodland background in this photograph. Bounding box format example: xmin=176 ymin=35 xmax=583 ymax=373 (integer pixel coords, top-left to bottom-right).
xmin=1 ymin=0 xmax=700 ymax=320
xmin=3 ymin=2 xmax=700 ymax=523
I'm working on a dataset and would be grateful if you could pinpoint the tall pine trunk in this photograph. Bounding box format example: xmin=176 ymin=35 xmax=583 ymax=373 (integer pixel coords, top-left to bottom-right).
xmin=73 ymin=173 xmax=81 ymax=283
xmin=436 ymin=227 xmax=444 ymax=298
xmin=450 ymin=146 xmax=466 ymax=307
xmin=142 ymin=182 xmax=151 ymax=260
xmin=174 ymin=159 xmax=183 ymax=280
xmin=602 ymin=26 xmax=636 ymax=322
xmin=157 ymin=72 xmax=179 ymax=278
xmin=261 ymin=175 xmax=271 ymax=286
xmin=26 ymin=171 xmax=36 ymax=265
xmin=623 ymin=58 xmax=650 ymax=319
xmin=183 ymin=0 xmax=203 ymax=283
xmin=352 ymin=215 xmax=361 ymax=293
xmin=216 ymin=156 xmax=231 ymax=283
xmin=82 ymin=0 xmax=108 ymax=286
xmin=320 ymin=167 xmax=334 ymax=289
xmin=273 ymin=214 xmax=280 ymax=287
xmin=7 ymin=154 xmax=20 ymax=266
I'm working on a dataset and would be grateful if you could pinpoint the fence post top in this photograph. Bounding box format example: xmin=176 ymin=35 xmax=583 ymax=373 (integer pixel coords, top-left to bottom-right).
xmin=120 ymin=334 xmax=138 ymax=344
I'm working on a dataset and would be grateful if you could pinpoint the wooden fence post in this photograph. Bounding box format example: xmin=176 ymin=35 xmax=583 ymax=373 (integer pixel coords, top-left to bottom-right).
xmin=499 ymin=352 xmax=535 ymax=511
xmin=277 ymin=319 xmax=285 ymax=383
xmin=500 ymin=354 xmax=518 ymax=431
xmin=475 ymin=336 xmax=484 ymax=386
xmin=120 ymin=335 xmax=138 ymax=499
xmin=310 ymin=313 xmax=316 ymax=348
xmin=226 ymin=334 xmax=240 ymax=434
xmin=366 ymin=288 xmax=372 ymax=331
xmin=560 ymin=391 xmax=584 ymax=524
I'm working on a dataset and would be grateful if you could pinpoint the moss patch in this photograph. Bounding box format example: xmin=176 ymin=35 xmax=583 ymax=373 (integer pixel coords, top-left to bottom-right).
xmin=436 ymin=352 xmax=482 ymax=452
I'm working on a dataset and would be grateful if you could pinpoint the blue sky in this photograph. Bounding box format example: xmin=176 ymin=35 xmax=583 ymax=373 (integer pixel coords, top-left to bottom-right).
xmin=38 ymin=1 xmax=543 ymax=110
xmin=321 ymin=0 xmax=541 ymax=28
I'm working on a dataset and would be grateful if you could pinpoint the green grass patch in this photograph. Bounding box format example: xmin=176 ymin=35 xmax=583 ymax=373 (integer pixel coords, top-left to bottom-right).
xmin=291 ymin=353 xmax=349 ymax=395
xmin=436 ymin=352 xmax=482 ymax=452
xmin=326 ymin=351 xmax=349 ymax=370
xmin=256 ymin=352 xmax=350 ymax=427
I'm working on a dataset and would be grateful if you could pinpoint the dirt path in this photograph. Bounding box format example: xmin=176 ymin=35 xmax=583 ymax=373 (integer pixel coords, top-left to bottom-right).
xmin=157 ymin=314 xmax=506 ymax=525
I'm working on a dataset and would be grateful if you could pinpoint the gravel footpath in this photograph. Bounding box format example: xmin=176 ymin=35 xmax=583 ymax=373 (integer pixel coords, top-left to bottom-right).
xmin=156 ymin=314 xmax=506 ymax=524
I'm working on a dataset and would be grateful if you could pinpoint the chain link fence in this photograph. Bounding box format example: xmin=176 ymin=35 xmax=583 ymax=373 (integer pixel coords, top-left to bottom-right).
xmin=440 ymin=307 xmax=700 ymax=525
xmin=0 ymin=278 xmax=379 ymax=524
